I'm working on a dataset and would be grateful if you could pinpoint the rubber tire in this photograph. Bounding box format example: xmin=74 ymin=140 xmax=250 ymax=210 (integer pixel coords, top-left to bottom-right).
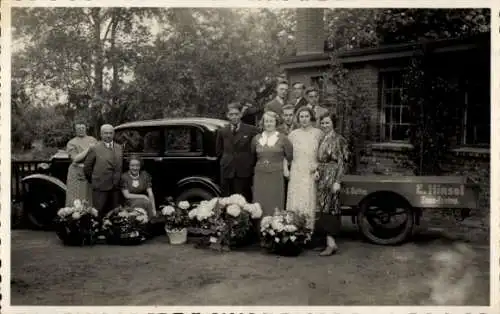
xmin=357 ymin=195 xmax=414 ymax=246
xmin=23 ymin=181 xmax=66 ymax=230
xmin=176 ymin=187 xmax=215 ymax=204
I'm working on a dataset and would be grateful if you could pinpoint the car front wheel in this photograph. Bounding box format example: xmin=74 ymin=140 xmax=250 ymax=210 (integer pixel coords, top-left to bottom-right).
xmin=176 ymin=187 xmax=216 ymax=206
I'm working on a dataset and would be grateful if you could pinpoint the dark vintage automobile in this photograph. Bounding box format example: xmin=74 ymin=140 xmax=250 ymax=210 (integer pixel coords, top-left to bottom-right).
xmin=12 ymin=117 xmax=481 ymax=245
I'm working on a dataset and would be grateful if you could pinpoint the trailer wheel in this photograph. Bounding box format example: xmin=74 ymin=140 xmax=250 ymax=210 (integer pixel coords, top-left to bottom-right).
xmin=357 ymin=192 xmax=414 ymax=245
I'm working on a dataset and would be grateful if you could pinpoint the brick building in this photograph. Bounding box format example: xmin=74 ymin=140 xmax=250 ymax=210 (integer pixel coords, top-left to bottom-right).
xmin=279 ymin=9 xmax=490 ymax=213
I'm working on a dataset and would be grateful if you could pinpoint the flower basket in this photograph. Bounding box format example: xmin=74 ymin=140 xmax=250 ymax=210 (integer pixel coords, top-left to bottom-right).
xmin=165 ymin=227 xmax=188 ymax=244
xmin=260 ymin=210 xmax=312 ymax=257
xmin=159 ymin=198 xmax=191 ymax=245
xmin=54 ymin=200 xmax=99 ymax=246
xmin=187 ymin=194 xmax=263 ymax=251
xmin=102 ymin=206 xmax=149 ymax=245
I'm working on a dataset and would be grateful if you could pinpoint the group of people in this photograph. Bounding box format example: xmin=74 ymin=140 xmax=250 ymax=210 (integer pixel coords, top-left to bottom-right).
xmin=65 ymin=123 xmax=157 ymax=239
xmin=63 ymin=80 xmax=350 ymax=253
xmin=217 ymin=81 xmax=350 ymax=256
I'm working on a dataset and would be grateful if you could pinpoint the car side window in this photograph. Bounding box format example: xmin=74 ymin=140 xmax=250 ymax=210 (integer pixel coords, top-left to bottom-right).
xmin=116 ymin=129 xmax=162 ymax=154
xmin=165 ymin=127 xmax=203 ymax=154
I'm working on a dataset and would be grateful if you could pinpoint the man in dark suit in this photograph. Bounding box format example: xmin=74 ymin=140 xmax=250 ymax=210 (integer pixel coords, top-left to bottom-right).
xmin=291 ymin=82 xmax=308 ymax=111
xmin=84 ymin=124 xmax=123 ymax=220
xmin=216 ymin=102 xmax=259 ymax=202
xmin=264 ymin=81 xmax=288 ymax=116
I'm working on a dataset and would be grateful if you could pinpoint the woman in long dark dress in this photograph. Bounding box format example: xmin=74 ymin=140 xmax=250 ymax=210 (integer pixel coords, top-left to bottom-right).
xmin=252 ymin=111 xmax=293 ymax=216
xmin=120 ymin=156 xmax=157 ymax=219
xmin=315 ymin=112 xmax=350 ymax=256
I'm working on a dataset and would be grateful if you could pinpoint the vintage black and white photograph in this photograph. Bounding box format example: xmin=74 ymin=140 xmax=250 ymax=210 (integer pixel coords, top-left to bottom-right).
xmin=5 ymin=5 xmax=494 ymax=307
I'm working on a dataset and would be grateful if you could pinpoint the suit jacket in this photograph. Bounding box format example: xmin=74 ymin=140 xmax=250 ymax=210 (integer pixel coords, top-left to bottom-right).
xmin=216 ymin=123 xmax=259 ymax=179
xmin=293 ymin=97 xmax=308 ymax=112
xmin=83 ymin=141 xmax=123 ymax=191
xmin=264 ymin=97 xmax=285 ymax=115
xmin=241 ymin=106 xmax=260 ymax=126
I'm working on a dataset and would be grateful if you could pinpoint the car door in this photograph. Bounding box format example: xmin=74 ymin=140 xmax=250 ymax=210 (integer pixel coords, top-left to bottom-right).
xmin=161 ymin=125 xmax=218 ymax=196
xmin=115 ymin=127 xmax=165 ymax=206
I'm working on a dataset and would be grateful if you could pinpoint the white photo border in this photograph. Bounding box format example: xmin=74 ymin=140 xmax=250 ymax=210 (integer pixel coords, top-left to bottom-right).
xmin=1 ymin=1 xmax=499 ymax=313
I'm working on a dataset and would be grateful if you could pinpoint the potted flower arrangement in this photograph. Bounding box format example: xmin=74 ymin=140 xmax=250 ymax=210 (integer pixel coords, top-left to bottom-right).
xmin=260 ymin=210 xmax=312 ymax=256
xmin=54 ymin=199 xmax=100 ymax=246
xmin=188 ymin=194 xmax=263 ymax=251
xmin=159 ymin=198 xmax=191 ymax=244
xmin=101 ymin=206 xmax=149 ymax=245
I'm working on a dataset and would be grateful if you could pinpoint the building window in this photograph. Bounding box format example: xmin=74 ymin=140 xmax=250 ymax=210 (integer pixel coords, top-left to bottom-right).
xmin=379 ymin=71 xmax=410 ymax=142
xmin=462 ymin=81 xmax=490 ymax=146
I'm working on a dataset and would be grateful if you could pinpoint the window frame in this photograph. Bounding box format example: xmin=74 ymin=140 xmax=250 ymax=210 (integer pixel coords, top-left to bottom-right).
xmin=115 ymin=127 xmax=164 ymax=156
xmin=163 ymin=125 xmax=205 ymax=157
xmin=378 ymin=68 xmax=411 ymax=143
xmin=460 ymin=79 xmax=490 ymax=147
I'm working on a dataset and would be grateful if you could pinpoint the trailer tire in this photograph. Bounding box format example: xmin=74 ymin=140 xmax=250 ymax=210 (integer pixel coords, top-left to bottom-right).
xmin=357 ymin=192 xmax=414 ymax=245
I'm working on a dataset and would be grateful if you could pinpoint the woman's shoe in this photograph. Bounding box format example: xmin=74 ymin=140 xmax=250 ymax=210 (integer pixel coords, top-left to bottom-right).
xmin=319 ymin=245 xmax=338 ymax=256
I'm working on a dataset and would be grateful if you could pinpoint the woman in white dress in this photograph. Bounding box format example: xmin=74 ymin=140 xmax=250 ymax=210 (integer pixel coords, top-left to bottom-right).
xmin=286 ymin=106 xmax=324 ymax=229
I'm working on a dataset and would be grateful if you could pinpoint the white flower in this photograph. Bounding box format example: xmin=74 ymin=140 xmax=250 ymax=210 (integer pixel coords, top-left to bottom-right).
xmin=228 ymin=194 xmax=247 ymax=207
xmin=226 ymin=204 xmax=241 ymax=217
xmin=188 ymin=208 xmax=198 ymax=219
xmin=73 ymin=199 xmax=82 ymax=209
xmin=250 ymin=203 xmax=263 ymax=219
xmin=90 ymin=208 xmax=99 ymax=217
xmin=219 ymin=197 xmax=231 ymax=206
xmin=269 ymin=230 xmax=275 ymax=236
xmin=271 ymin=218 xmax=285 ymax=232
xmin=161 ymin=205 xmax=176 ymax=216
xmin=103 ymin=219 xmax=112 ymax=227
xmin=71 ymin=212 xmax=81 ymax=220
xmin=134 ymin=208 xmax=148 ymax=216
xmin=260 ymin=216 xmax=273 ymax=229
xmin=178 ymin=201 xmax=190 ymax=210
xmin=284 ymin=225 xmax=298 ymax=233
xmin=274 ymin=237 xmax=280 ymax=243
xmin=290 ymin=235 xmax=297 ymax=242
xmin=136 ymin=215 xmax=148 ymax=224
xmin=118 ymin=211 xmax=129 ymax=218
xmin=57 ymin=207 xmax=70 ymax=217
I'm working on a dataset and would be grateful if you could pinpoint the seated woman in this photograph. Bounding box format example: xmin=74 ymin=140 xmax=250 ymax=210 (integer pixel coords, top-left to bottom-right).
xmin=120 ymin=155 xmax=157 ymax=219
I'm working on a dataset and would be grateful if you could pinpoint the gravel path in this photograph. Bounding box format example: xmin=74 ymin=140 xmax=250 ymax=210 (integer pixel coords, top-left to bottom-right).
xmin=10 ymin=227 xmax=490 ymax=306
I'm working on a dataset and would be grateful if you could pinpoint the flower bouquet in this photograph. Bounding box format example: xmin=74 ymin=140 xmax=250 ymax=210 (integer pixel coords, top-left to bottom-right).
xmin=101 ymin=206 xmax=149 ymax=245
xmin=260 ymin=210 xmax=312 ymax=256
xmin=159 ymin=198 xmax=191 ymax=244
xmin=54 ymin=199 xmax=100 ymax=246
xmin=188 ymin=194 xmax=263 ymax=251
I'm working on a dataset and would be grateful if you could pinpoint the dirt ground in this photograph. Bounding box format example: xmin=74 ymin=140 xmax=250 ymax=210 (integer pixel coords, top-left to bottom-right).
xmin=10 ymin=220 xmax=490 ymax=306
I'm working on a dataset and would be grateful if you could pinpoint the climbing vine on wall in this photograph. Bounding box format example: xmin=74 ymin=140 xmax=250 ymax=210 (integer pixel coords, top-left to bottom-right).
xmin=402 ymin=46 xmax=461 ymax=175
xmin=329 ymin=56 xmax=373 ymax=174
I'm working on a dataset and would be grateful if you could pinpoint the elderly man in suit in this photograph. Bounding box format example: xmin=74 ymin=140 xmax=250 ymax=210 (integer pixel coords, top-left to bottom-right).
xmin=305 ymin=86 xmax=329 ymax=124
xmin=84 ymin=124 xmax=123 ymax=220
xmin=264 ymin=80 xmax=289 ymax=116
xmin=216 ymin=102 xmax=259 ymax=202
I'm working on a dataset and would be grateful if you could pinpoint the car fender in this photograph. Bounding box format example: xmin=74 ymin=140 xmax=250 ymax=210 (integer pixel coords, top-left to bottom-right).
xmin=21 ymin=174 xmax=67 ymax=193
xmin=176 ymin=176 xmax=221 ymax=197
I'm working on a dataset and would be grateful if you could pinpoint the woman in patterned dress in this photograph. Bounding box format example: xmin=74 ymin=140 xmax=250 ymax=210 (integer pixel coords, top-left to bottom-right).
xmin=315 ymin=112 xmax=350 ymax=256
xmin=252 ymin=111 xmax=294 ymax=217
xmin=65 ymin=122 xmax=97 ymax=206
xmin=120 ymin=156 xmax=157 ymax=219
xmin=286 ymin=106 xmax=324 ymax=229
